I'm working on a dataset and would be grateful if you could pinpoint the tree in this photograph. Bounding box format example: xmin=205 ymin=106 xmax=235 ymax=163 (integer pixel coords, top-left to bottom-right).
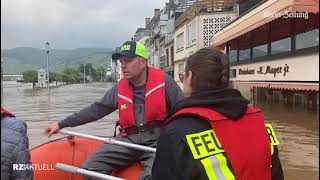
xmin=62 ymin=68 xmax=80 ymax=84
xmin=22 ymin=70 xmax=38 ymax=87
xmin=78 ymin=63 xmax=96 ymax=82
xmin=96 ymin=66 xmax=106 ymax=81
xmin=49 ymin=72 xmax=62 ymax=85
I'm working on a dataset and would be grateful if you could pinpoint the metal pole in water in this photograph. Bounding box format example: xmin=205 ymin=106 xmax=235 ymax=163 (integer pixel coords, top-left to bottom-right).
xmin=45 ymin=42 xmax=50 ymax=95
xmin=83 ymin=64 xmax=86 ymax=83
xmin=1 ymin=59 xmax=3 ymax=106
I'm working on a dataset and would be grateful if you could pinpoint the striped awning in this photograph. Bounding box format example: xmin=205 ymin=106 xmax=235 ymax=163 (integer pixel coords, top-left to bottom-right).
xmin=238 ymin=82 xmax=319 ymax=91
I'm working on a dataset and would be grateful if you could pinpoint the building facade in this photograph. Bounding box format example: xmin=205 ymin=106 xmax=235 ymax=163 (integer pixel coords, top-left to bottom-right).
xmin=211 ymin=0 xmax=319 ymax=109
xmin=173 ymin=0 xmax=238 ymax=85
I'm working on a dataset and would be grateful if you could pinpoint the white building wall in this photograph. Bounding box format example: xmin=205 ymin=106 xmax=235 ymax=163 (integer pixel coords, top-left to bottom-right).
xmin=174 ymin=26 xmax=186 ymax=61
xmin=173 ymin=11 xmax=238 ymax=84
xmin=230 ymin=52 xmax=319 ymax=82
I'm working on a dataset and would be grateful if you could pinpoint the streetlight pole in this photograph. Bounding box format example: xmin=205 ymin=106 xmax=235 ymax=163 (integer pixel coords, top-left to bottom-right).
xmin=1 ymin=59 xmax=3 ymax=106
xmin=45 ymin=42 xmax=50 ymax=94
xmin=83 ymin=64 xmax=86 ymax=83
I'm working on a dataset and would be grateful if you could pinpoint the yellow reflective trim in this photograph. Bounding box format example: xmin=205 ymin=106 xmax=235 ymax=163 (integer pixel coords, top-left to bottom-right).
xmin=201 ymin=157 xmax=218 ymax=180
xmin=186 ymin=129 xmax=224 ymax=159
xmin=215 ymin=154 xmax=236 ymax=180
xmin=265 ymin=123 xmax=280 ymax=146
xmin=270 ymin=144 xmax=274 ymax=155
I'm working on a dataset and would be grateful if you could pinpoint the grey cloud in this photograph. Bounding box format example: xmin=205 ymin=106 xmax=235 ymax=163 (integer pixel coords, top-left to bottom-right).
xmin=1 ymin=0 xmax=168 ymax=49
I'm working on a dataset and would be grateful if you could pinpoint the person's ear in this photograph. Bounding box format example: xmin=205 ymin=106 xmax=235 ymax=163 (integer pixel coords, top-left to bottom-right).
xmin=185 ymin=70 xmax=192 ymax=84
xmin=183 ymin=70 xmax=193 ymax=97
xmin=140 ymin=58 xmax=147 ymax=66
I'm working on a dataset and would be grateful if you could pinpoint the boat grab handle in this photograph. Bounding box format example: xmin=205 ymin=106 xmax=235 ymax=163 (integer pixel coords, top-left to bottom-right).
xmin=55 ymin=163 xmax=125 ymax=180
xmin=58 ymin=129 xmax=156 ymax=153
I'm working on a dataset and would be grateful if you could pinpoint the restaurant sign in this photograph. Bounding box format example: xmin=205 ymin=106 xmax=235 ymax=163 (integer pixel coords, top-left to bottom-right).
xmin=238 ymin=64 xmax=290 ymax=77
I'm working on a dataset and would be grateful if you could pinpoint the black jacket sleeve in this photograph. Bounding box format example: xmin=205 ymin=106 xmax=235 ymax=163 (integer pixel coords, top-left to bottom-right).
xmin=152 ymin=127 xmax=180 ymax=180
xmin=152 ymin=117 xmax=209 ymax=180
xmin=271 ymin=146 xmax=284 ymax=180
xmin=164 ymin=74 xmax=184 ymax=115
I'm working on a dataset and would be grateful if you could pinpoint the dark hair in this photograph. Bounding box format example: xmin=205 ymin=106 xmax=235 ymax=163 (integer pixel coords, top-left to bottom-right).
xmin=185 ymin=47 xmax=230 ymax=93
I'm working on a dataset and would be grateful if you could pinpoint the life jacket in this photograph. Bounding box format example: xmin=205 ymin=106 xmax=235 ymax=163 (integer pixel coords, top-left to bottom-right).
xmin=1 ymin=108 xmax=15 ymax=118
xmin=166 ymin=106 xmax=271 ymax=180
xmin=117 ymin=67 xmax=166 ymax=131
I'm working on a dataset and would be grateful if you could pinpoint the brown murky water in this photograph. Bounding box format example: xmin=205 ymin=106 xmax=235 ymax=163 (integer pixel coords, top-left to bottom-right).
xmin=2 ymin=82 xmax=319 ymax=180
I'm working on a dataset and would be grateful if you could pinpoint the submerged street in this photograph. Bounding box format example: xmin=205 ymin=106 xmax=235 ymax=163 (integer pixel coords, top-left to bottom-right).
xmin=2 ymin=81 xmax=319 ymax=180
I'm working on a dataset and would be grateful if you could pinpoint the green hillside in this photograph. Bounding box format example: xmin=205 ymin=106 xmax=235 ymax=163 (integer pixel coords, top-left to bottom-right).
xmin=51 ymin=53 xmax=112 ymax=73
xmin=1 ymin=47 xmax=114 ymax=74
xmin=2 ymin=57 xmax=39 ymax=74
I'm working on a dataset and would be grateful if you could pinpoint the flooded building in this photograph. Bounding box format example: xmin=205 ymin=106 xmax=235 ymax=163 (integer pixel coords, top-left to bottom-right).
xmin=211 ymin=0 xmax=319 ymax=110
xmin=173 ymin=0 xmax=238 ymax=85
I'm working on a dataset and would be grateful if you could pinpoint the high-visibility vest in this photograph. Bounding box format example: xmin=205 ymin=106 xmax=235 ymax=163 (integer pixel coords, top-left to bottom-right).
xmin=117 ymin=67 xmax=166 ymax=130
xmin=166 ymin=106 xmax=272 ymax=180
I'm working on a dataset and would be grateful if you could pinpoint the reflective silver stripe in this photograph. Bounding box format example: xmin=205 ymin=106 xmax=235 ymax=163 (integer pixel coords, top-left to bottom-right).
xmin=145 ymin=83 xmax=165 ymax=97
xmin=209 ymin=156 xmax=226 ymax=180
xmin=118 ymin=94 xmax=133 ymax=103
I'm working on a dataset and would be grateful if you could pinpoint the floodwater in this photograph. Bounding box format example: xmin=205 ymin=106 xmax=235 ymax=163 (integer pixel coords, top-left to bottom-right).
xmin=2 ymin=81 xmax=319 ymax=180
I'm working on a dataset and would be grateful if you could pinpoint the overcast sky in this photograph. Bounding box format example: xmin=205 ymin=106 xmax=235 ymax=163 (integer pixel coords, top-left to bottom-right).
xmin=1 ymin=0 xmax=168 ymax=50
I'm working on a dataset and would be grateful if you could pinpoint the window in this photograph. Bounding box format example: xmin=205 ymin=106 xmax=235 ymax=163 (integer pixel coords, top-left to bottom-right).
xmin=170 ymin=46 xmax=174 ymax=66
xmin=187 ymin=20 xmax=196 ymax=46
xmin=178 ymin=63 xmax=184 ymax=73
xmin=270 ymin=17 xmax=292 ymax=55
xmin=228 ymin=39 xmax=238 ymax=63
xmin=160 ymin=56 xmax=166 ymax=68
xmin=176 ymin=33 xmax=184 ymax=52
xmin=295 ymin=13 xmax=319 ymax=50
xmin=166 ymin=48 xmax=169 ymax=67
xmin=230 ymin=69 xmax=236 ymax=78
xmin=238 ymin=32 xmax=251 ymax=61
xmin=252 ymin=24 xmax=268 ymax=58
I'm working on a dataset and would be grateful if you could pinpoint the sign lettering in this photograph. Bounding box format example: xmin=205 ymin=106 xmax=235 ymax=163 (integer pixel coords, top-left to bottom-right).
xmin=239 ymin=64 xmax=290 ymax=77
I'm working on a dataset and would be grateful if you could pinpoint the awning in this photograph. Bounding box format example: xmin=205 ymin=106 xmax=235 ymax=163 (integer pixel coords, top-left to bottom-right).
xmin=269 ymin=83 xmax=319 ymax=91
xmin=238 ymin=82 xmax=319 ymax=91
xmin=211 ymin=0 xmax=319 ymax=47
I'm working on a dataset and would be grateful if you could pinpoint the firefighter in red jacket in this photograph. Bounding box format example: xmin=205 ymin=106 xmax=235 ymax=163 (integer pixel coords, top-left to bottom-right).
xmin=152 ymin=47 xmax=284 ymax=180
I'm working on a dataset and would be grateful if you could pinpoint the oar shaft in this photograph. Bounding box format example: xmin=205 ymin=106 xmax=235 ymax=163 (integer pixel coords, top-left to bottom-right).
xmin=55 ymin=163 xmax=125 ymax=180
xmin=59 ymin=130 xmax=156 ymax=153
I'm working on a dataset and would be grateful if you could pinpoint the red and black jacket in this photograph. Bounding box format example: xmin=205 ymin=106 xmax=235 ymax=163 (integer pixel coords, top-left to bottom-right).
xmin=152 ymin=88 xmax=284 ymax=180
xmin=117 ymin=68 xmax=166 ymax=133
xmin=1 ymin=108 xmax=15 ymax=118
xmin=166 ymin=106 xmax=271 ymax=180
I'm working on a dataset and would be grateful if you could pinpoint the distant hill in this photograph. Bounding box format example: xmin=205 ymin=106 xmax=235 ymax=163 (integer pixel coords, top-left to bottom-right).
xmin=1 ymin=47 xmax=114 ymax=74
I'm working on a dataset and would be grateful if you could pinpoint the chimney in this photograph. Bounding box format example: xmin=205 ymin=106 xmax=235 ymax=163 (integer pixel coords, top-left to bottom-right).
xmin=154 ymin=9 xmax=160 ymax=17
xmin=145 ymin=18 xmax=151 ymax=28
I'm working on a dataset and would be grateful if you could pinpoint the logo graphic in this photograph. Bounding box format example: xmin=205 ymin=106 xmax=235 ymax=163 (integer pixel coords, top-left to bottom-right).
xmin=121 ymin=104 xmax=127 ymax=110
xmin=121 ymin=45 xmax=131 ymax=51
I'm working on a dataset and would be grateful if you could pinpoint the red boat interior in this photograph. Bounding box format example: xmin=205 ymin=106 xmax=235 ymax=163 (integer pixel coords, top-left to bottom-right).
xmin=30 ymin=136 xmax=143 ymax=180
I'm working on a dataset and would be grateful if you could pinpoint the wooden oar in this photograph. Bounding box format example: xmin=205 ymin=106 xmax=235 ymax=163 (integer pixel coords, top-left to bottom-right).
xmin=55 ymin=163 xmax=125 ymax=180
xmin=58 ymin=129 xmax=156 ymax=153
